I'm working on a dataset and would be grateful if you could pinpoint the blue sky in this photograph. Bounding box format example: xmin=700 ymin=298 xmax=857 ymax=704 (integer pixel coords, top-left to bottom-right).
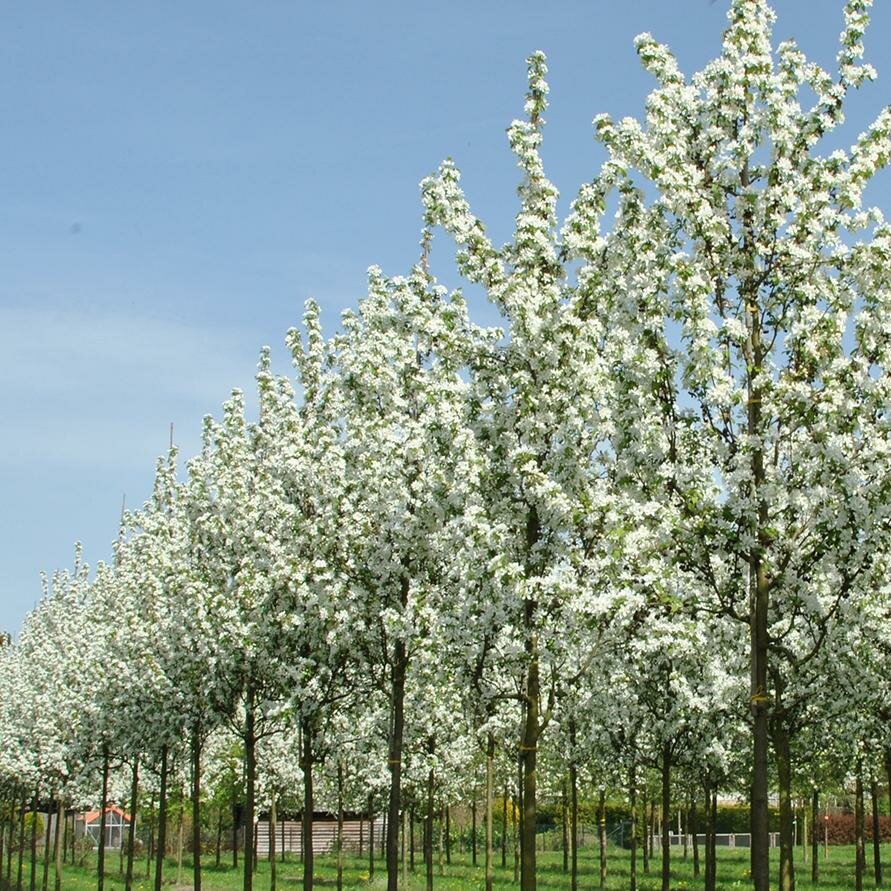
xmin=1 ymin=1 xmax=889 ymax=633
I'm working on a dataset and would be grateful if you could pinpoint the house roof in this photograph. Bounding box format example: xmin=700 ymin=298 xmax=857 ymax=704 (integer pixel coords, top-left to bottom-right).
xmin=84 ymin=805 xmax=131 ymax=824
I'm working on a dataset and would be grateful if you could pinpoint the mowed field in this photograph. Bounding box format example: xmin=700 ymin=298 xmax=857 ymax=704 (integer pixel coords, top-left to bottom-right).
xmin=5 ymin=845 xmax=889 ymax=891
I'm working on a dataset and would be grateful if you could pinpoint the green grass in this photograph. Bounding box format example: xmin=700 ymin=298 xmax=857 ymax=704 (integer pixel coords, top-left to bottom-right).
xmin=4 ymin=844 xmax=888 ymax=891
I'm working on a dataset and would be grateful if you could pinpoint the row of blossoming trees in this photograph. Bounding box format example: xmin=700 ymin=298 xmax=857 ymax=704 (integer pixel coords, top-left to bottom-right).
xmin=2 ymin=3 xmax=891 ymax=891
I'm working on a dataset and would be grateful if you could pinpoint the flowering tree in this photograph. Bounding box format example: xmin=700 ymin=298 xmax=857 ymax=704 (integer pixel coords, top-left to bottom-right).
xmin=573 ymin=1 xmax=891 ymax=888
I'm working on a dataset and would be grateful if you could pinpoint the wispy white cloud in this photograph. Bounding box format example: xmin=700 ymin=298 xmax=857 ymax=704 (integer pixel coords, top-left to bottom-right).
xmin=0 ymin=306 xmax=283 ymax=470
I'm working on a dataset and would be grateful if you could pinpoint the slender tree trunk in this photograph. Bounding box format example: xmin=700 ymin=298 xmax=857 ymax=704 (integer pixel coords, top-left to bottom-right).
xmin=661 ymin=744 xmax=671 ymax=891
xmin=369 ymin=796 xmax=375 ymax=879
xmin=501 ymin=785 xmax=508 ymax=870
xmin=269 ymin=795 xmax=277 ymax=891
xmin=280 ymin=805 xmax=285 ymax=864
xmin=4 ymin=798 xmax=13 ymax=883
xmin=856 ymin=761 xmax=865 ymax=891
xmin=0 ymin=800 xmax=6 ymax=882
xmin=53 ymin=799 xmax=63 ymax=891
xmin=410 ymin=807 xmax=415 ymax=873
xmin=520 ymin=614 xmax=539 ymax=891
xmin=513 ymin=778 xmax=519 ymax=884
xmin=597 ymin=788 xmax=606 ymax=891
xmin=629 ymin=763 xmax=638 ymax=891
xmin=215 ymin=808 xmax=222 ymax=869
xmin=176 ymin=795 xmax=184 ymax=887
xmin=426 ymin=752 xmax=435 ymax=891
xmin=690 ymin=794 xmax=699 ymax=878
xmin=401 ymin=809 xmax=408 ymax=891
xmin=386 ymin=609 xmax=408 ymax=891
xmin=871 ymin=776 xmax=883 ymax=887
xmin=30 ymin=791 xmax=39 ymax=891
xmin=16 ymin=793 xmax=26 ymax=891
xmin=41 ymin=802 xmax=52 ymax=891
xmin=569 ymin=720 xmax=578 ymax=891
xmin=471 ymin=798 xmax=477 ymax=867
xmin=561 ymin=779 xmax=568 ymax=875
xmin=438 ymin=808 xmax=444 ymax=878
xmin=641 ymin=793 xmax=649 ymax=874
xmin=810 ymin=788 xmax=819 ymax=884
xmin=709 ymin=787 xmax=718 ymax=891
xmin=232 ymin=799 xmax=238 ymax=870
xmin=146 ymin=794 xmax=155 ymax=878
xmin=445 ymin=806 xmax=450 ymax=866
xmin=243 ymin=693 xmax=257 ymax=891
xmin=40 ymin=805 xmax=53 ymax=891
xmin=772 ymin=719 xmax=795 ymax=891
xmin=485 ymin=734 xmax=494 ymax=891
xmin=192 ymin=728 xmax=202 ymax=891
xmin=742 ymin=152 xmax=771 ymax=891
xmin=154 ymin=747 xmax=169 ymax=891
xmin=97 ymin=747 xmax=109 ymax=891
xmin=337 ymin=764 xmax=344 ymax=891
xmin=703 ymin=784 xmax=714 ymax=891
xmin=302 ymin=719 xmax=314 ymax=891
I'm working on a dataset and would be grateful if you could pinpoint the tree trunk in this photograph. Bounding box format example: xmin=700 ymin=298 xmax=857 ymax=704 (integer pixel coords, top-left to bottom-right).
xmin=438 ymin=808 xmax=444 ymax=877
xmin=146 ymin=795 xmax=155 ymax=878
xmin=439 ymin=810 xmax=445 ymax=876
xmin=471 ymin=798 xmax=477 ymax=867
xmin=269 ymin=795 xmax=277 ymax=891
xmin=30 ymin=791 xmax=39 ymax=891
xmin=660 ymin=743 xmax=671 ymax=891
xmin=445 ymin=806 xmax=450 ymax=865
xmin=703 ymin=784 xmax=714 ymax=891
xmin=856 ymin=761 xmax=865 ymax=891
xmin=513 ymin=777 xmax=519 ymax=884
xmin=629 ymin=763 xmax=638 ymax=891
xmin=192 ymin=729 xmax=202 ymax=891
xmin=386 ymin=607 xmax=408 ymax=891
xmin=16 ymin=793 xmax=26 ymax=891
xmin=742 ymin=151 xmax=771 ymax=891
xmin=485 ymin=734 xmax=494 ymax=891
xmin=401 ymin=809 xmax=408 ymax=891
xmin=42 ymin=800 xmax=52 ymax=891
xmin=709 ymin=787 xmax=718 ymax=891
xmin=369 ymin=796 xmax=375 ymax=879
xmin=337 ymin=764 xmax=344 ymax=891
xmin=176 ymin=795 xmax=184 ymax=887
xmin=690 ymin=794 xmax=699 ymax=878
xmin=232 ymin=799 xmax=239 ymax=870
xmin=501 ymin=785 xmax=508 ymax=869
xmin=871 ymin=776 xmax=883 ymax=887
xmin=302 ymin=718 xmax=314 ymax=891
xmin=426 ymin=747 xmax=435 ymax=891
xmin=125 ymin=756 xmax=139 ymax=891
xmin=641 ymin=793 xmax=649 ymax=874
xmin=410 ymin=807 xmax=415 ymax=873
xmin=98 ymin=748 xmax=109 ymax=891
xmin=597 ymin=788 xmax=606 ymax=891
xmin=53 ymin=799 xmax=63 ymax=891
xmin=4 ymin=799 xmax=13 ymax=883
xmin=243 ymin=693 xmax=257 ymax=891
xmin=810 ymin=788 xmax=819 ymax=884
xmin=215 ymin=808 xmax=222 ymax=869
xmin=520 ymin=621 xmax=539 ymax=891
xmin=801 ymin=800 xmax=807 ymax=865
xmin=561 ymin=779 xmax=568 ymax=874
xmin=772 ymin=720 xmax=795 ymax=891
xmin=155 ymin=747 xmax=169 ymax=891
xmin=569 ymin=720 xmax=578 ymax=891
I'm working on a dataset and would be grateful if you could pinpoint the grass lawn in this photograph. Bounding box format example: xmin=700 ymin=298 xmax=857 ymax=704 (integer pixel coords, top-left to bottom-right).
xmin=4 ymin=844 xmax=888 ymax=891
